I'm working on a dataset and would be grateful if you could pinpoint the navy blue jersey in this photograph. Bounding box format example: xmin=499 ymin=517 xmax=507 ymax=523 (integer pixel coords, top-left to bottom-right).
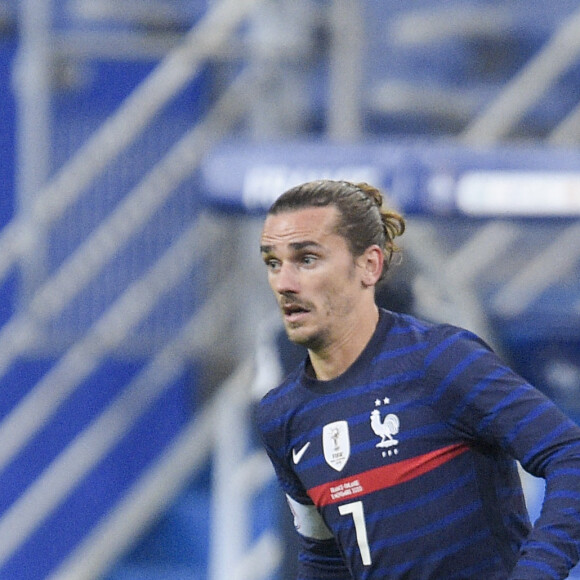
xmin=256 ymin=310 xmax=580 ymax=579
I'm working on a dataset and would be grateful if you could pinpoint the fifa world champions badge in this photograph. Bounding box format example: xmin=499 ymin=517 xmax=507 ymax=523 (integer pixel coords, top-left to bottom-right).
xmin=323 ymin=420 xmax=350 ymax=472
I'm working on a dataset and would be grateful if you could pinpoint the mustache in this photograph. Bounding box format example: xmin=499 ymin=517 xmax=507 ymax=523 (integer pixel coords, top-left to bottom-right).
xmin=279 ymin=297 xmax=313 ymax=311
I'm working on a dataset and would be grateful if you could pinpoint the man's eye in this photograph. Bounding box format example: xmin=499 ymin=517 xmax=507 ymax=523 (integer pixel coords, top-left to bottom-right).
xmin=302 ymin=255 xmax=317 ymax=265
xmin=265 ymin=259 xmax=280 ymax=270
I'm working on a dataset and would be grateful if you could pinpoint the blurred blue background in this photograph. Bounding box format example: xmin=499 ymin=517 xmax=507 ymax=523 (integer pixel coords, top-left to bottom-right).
xmin=0 ymin=1 xmax=580 ymax=578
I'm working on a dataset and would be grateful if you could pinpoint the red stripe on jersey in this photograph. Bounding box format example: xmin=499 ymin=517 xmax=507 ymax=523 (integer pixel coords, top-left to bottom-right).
xmin=308 ymin=442 xmax=470 ymax=507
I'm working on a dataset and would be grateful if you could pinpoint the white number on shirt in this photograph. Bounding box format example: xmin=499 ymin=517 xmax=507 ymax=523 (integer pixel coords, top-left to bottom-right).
xmin=338 ymin=501 xmax=372 ymax=566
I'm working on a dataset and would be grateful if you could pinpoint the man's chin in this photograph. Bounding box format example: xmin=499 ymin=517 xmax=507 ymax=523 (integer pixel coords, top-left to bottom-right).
xmin=284 ymin=323 xmax=308 ymax=342
xmin=284 ymin=325 xmax=323 ymax=350
xmin=285 ymin=328 xmax=307 ymax=345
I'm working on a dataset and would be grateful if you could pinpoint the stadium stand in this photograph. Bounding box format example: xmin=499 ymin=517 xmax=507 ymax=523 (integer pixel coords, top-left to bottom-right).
xmin=0 ymin=1 xmax=579 ymax=579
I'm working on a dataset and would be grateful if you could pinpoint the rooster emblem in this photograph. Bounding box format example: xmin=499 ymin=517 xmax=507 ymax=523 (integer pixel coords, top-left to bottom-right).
xmin=370 ymin=409 xmax=400 ymax=448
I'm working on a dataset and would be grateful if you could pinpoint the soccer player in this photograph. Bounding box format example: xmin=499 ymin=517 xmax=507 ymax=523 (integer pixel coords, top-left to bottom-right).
xmin=256 ymin=179 xmax=580 ymax=579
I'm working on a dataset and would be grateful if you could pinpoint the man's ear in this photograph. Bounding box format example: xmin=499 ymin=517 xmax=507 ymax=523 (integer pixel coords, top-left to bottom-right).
xmin=359 ymin=245 xmax=384 ymax=287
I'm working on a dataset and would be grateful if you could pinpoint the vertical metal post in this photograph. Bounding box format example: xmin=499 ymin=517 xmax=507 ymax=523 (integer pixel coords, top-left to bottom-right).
xmin=13 ymin=0 xmax=53 ymax=303
xmin=327 ymin=0 xmax=363 ymax=140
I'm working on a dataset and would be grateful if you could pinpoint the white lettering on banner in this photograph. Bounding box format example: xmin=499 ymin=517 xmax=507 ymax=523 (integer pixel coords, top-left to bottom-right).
xmin=330 ymin=479 xmax=364 ymax=501
xmin=456 ymin=171 xmax=580 ymax=216
xmin=242 ymin=165 xmax=381 ymax=209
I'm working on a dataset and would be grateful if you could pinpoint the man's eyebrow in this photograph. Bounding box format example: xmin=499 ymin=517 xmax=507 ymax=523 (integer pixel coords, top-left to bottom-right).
xmin=291 ymin=241 xmax=322 ymax=251
xmin=260 ymin=241 xmax=322 ymax=254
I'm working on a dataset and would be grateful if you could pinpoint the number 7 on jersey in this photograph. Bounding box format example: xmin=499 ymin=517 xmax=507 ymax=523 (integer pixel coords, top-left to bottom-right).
xmin=338 ymin=500 xmax=372 ymax=566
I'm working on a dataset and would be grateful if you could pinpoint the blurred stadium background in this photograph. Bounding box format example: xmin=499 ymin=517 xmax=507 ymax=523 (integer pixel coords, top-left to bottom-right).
xmin=0 ymin=0 xmax=580 ymax=578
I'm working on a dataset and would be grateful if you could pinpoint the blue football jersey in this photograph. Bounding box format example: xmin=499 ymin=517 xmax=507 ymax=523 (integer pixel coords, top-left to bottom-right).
xmin=256 ymin=309 xmax=580 ymax=579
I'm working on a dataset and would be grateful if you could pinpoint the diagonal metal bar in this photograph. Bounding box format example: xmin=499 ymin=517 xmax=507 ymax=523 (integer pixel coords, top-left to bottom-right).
xmin=46 ymin=359 xmax=256 ymax=580
xmin=461 ymin=6 xmax=580 ymax=145
xmin=0 ymin=216 xmax=223 ymax=476
xmin=0 ymin=269 xmax=234 ymax=569
xmin=0 ymin=0 xmax=266 ymax=282
xmin=492 ymin=222 xmax=580 ymax=317
xmin=0 ymin=65 xmax=258 ymax=381
xmin=549 ymin=101 xmax=580 ymax=145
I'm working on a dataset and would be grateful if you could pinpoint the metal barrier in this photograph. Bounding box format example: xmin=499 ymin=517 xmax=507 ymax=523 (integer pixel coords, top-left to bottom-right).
xmin=0 ymin=1 xmax=281 ymax=578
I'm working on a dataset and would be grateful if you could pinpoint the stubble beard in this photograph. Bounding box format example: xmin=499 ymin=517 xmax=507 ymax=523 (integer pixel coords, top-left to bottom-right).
xmin=284 ymin=322 xmax=325 ymax=351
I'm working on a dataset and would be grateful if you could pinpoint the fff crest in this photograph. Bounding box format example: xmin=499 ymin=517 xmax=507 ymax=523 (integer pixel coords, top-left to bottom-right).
xmin=323 ymin=420 xmax=350 ymax=472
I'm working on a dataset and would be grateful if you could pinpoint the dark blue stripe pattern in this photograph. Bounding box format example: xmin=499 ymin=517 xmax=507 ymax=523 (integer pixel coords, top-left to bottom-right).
xmin=256 ymin=310 xmax=580 ymax=579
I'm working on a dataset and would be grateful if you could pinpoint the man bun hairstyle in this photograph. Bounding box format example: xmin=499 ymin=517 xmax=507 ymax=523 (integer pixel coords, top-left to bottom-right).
xmin=268 ymin=179 xmax=405 ymax=282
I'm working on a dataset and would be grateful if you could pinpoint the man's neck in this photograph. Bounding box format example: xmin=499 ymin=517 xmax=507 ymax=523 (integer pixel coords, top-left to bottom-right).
xmin=308 ymin=305 xmax=379 ymax=381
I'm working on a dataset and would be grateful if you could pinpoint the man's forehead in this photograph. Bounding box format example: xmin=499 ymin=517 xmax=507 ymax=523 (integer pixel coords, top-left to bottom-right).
xmin=260 ymin=206 xmax=339 ymax=246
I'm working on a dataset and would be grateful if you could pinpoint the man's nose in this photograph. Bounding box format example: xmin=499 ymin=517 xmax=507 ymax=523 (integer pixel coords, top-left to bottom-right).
xmin=272 ymin=263 xmax=300 ymax=294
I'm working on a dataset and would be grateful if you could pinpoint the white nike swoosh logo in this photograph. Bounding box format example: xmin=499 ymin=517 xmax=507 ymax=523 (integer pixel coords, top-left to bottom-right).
xmin=292 ymin=442 xmax=311 ymax=464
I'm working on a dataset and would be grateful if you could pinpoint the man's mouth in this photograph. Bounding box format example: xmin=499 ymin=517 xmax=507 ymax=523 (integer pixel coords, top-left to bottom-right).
xmin=281 ymin=302 xmax=311 ymax=322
